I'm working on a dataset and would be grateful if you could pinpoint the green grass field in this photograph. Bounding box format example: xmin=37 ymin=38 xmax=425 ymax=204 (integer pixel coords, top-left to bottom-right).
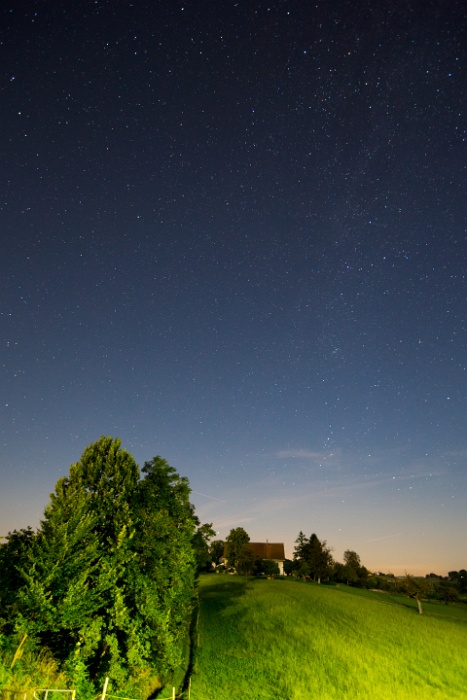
xmin=189 ymin=575 xmax=467 ymax=700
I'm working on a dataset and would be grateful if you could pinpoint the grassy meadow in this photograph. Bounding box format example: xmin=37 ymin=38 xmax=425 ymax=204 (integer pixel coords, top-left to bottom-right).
xmin=190 ymin=575 xmax=467 ymax=700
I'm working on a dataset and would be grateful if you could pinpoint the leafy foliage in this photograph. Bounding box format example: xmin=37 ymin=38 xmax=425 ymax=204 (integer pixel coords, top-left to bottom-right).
xmin=293 ymin=532 xmax=334 ymax=582
xmin=0 ymin=527 xmax=36 ymax=628
xmin=448 ymin=570 xmax=467 ymax=594
xmin=209 ymin=539 xmax=225 ymax=566
xmin=1 ymin=437 xmax=206 ymax=698
xmin=225 ymin=527 xmax=250 ymax=569
xmin=332 ymin=550 xmax=370 ymax=586
xmin=254 ymin=558 xmax=280 ymax=577
xmin=235 ymin=543 xmax=256 ymax=576
xmin=192 ymin=523 xmax=216 ymax=572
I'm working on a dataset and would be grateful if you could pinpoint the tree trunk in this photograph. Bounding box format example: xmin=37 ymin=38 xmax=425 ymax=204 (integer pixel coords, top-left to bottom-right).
xmin=416 ymin=597 xmax=423 ymax=614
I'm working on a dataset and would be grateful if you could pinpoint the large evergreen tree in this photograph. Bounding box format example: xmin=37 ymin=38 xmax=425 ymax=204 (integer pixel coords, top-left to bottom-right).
xmin=308 ymin=534 xmax=333 ymax=583
xmin=293 ymin=531 xmax=311 ymax=577
xmin=10 ymin=437 xmax=200 ymax=697
xmin=293 ymin=532 xmax=334 ymax=583
xmin=17 ymin=438 xmax=141 ymax=689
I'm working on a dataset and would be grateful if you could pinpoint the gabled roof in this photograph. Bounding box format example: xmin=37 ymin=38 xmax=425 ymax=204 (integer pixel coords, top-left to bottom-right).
xmin=249 ymin=542 xmax=285 ymax=560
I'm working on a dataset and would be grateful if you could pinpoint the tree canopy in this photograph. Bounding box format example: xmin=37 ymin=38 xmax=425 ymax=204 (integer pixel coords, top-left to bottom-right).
xmin=225 ymin=527 xmax=250 ymax=569
xmin=236 ymin=543 xmax=257 ymax=576
xmin=293 ymin=532 xmax=334 ymax=583
xmin=0 ymin=437 xmax=206 ymax=698
xmin=209 ymin=539 xmax=225 ymax=566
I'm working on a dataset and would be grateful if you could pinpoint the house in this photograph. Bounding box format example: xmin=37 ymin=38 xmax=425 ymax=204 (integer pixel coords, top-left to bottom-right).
xmin=249 ymin=542 xmax=285 ymax=575
xmin=221 ymin=541 xmax=286 ymax=575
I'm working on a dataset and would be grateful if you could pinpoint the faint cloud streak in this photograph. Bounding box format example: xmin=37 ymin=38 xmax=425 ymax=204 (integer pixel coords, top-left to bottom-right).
xmin=367 ymin=532 xmax=403 ymax=543
xmin=276 ymin=449 xmax=336 ymax=461
xmin=191 ymin=490 xmax=226 ymax=503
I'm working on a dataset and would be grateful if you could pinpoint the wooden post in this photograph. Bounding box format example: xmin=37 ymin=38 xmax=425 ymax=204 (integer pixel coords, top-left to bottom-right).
xmin=101 ymin=676 xmax=109 ymax=700
xmin=172 ymin=687 xmax=175 ymax=700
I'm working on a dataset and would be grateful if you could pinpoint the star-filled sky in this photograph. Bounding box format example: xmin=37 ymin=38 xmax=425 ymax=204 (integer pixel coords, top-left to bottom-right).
xmin=1 ymin=1 xmax=465 ymax=576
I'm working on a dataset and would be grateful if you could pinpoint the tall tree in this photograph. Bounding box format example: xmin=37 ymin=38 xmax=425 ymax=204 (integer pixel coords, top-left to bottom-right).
xmin=343 ymin=550 xmax=361 ymax=571
xmin=192 ymin=522 xmax=216 ymax=572
xmin=293 ymin=532 xmax=333 ymax=583
xmin=308 ymin=534 xmax=334 ymax=584
xmin=131 ymin=455 xmax=198 ymax=677
xmin=402 ymin=575 xmax=435 ymax=614
xmin=0 ymin=527 xmax=36 ymax=616
xmin=13 ymin=438 xmax=201 ymax=697
xmin=293 ymin=531 xmax=310 ymax=577
xmin=338 ymin=550 xmax=367 ymax=586
xmin=293 ymin=531 xmax=308 ymax=560
xmin=18 ymin=438 xmax=140 ymax=687
xmin=209 ymin=539 xmax=225 ymax=566
xmin=225 ymin=528 xmax=250 ymax=570
xmin=236 ymin=543 xmax=256 ymax=576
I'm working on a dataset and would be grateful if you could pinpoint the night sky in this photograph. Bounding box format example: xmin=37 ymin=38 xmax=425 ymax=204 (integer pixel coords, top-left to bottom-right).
xmin=1 ymin=1 xmax=465 ymax=575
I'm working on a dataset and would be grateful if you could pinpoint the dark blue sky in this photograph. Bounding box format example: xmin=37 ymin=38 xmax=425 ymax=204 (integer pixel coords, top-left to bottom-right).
xmin=1 ymin=0 xmax=465 ymax=574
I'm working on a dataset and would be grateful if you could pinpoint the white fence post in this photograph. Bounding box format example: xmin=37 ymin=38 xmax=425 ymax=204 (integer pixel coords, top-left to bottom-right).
xmin=101 ymin=677 xmax=109 ymax=700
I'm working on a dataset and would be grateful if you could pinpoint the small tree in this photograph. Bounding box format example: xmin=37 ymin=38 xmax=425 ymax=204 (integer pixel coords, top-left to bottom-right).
xmin=283 ymin=559 xmax=294 ymax=576
xmin=441 ymin=586 xmax=460 ymax=605
xmin=261 ymin=559 xmax=280 ymax=577
xmin=402 ymin=575 xmax=436 ymax=614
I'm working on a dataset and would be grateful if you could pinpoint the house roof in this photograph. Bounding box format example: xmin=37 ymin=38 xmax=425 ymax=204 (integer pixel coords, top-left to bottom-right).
xmin=249 ymin=542 xmax=285 ymax=560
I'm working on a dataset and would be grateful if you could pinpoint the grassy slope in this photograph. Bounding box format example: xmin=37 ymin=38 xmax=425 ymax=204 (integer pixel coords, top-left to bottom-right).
xmin=190 ymin=575 xmax=467 ymax=700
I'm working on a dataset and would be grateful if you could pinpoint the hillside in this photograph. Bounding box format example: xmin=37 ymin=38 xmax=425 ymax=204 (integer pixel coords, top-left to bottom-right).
xmin=189 ymin=575 xmax=467 ymax=700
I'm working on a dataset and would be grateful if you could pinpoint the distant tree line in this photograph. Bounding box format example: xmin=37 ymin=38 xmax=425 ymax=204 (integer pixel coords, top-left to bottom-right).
xmin=202 ymin=527 xmax=467 ymax=606
xmin=371 ymin=572 xmax=465 ymax=611
xmin=209 ymin=529 xmax=366 ymax=584
xmin=0 ymin=437 xmax=214 ymax=698
xmin=284 ymin=531 xmax=466 ymax=612
xmin=209 ymin=527 xmax=467 ymax=612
